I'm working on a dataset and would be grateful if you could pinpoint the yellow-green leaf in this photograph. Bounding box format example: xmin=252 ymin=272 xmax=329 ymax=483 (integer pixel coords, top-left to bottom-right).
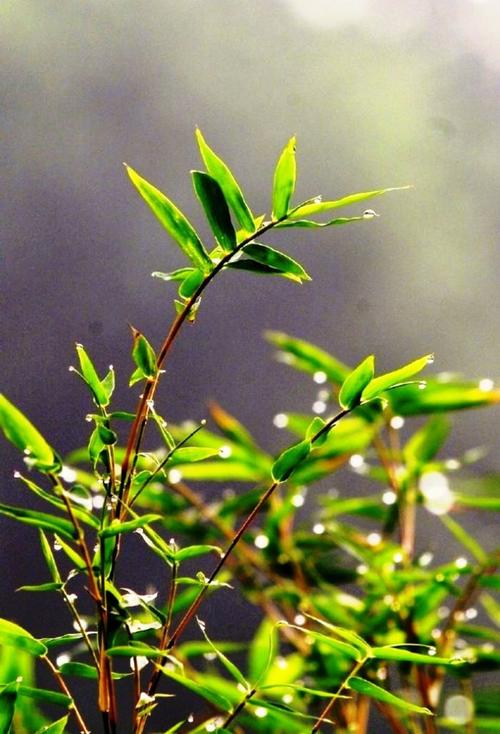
xmin=272 ymin=136 xmax=297 ymax=219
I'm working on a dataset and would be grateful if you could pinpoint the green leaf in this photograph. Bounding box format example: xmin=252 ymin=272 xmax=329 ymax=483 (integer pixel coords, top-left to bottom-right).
xmin=192 ymin=170 xmax=236 ymax=252
xmin=304 ymin=615 xmax=372 ymax=656
xmin=439 ymin=514 xmax=489 ymax=564
xmin=0 ymin=619 xmax=47 ymax=656
xmin=106 ymin=645 xmax=166 ymax=658
xmin=39 ymin=531 xmax=62 ymax=583
xmin=339 ymin=356 xmax=375 ymax=410
xmin=172 ymin=447 xmax=220 ymax=463
xmin=98 ymin=423 xmax=117 ymax=446
xmin=0 ymin=503 xmax=77 ymax=540
xmin=272 ymin=439 xmax=311 ymax=482
xmin=35 ymin=716 xmax=69 ymax=734
xmin=16 ymin=685 xmax=72 ymax=707
xmin=195 ymin=129 xmax=254 ymax=233
xmin=265 ymin=331 xmax=350 ymax=385
xmin=75 ymin=344 xmax=109 ymax=407
xmin=17 ymin=582 xmax=63 ymax=593
xmin=284 ymin=624 xmax=361 ymax=660
xmin=272 ymin=136 xmax=296 ymax=219
xmin=177 ymin=268 xmax=204 ymax=300
xmin=0 ymin=681 xmax=18 ymax=734
xmin=349 ymin=677 xmax=432 ymax=714
xmin=130 ymin=326 xmax=157 ymax=380
xmin=289 ymin=186 xmax=410 ymax=218
xmin=0 ymin=394 xmax=57 ymax=472
xmin=242 ymin=243 xmax=310 ymax=283
xmin=16 ymin=475 xmax=98 ymax=530
xmin=248 ymin=618 xmax=277 ymax=684
xmin=160 ymin=667 xmax=233 ymax=711
xmin=197 ymin=618 xmax=250 ymax=690
xmin=152 ymin=267 xmax=194 ymax=282
xmin=362 ymin=354 xmax=433 ymax=401
xmin=306 ymin=416 xmax=328 ymax=446
xmin=174 ymin=545 xmax=222 ymax=562
xmin=99 ymin=514 xmax=162 ymax=539
xmin=389 ymin=378 xmax=500 ymax=415
xmin=59 ymin=662 xmax=129 ymax=680
xmin=403 ymin=416 xmax=450 ymax=475
xmin=208 ymin=402 xmax=258 ymax=451
xmin=371 ymin=646 xmax=460 ymax=666
xmin=126 ymin=165 xmax=213 ymax=274
xmin=276 ymin=214 xmax=365 ymax=229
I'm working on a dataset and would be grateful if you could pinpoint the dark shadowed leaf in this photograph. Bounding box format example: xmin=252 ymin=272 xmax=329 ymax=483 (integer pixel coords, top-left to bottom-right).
xmin=0 ymin=503 xmax=77 ymax=540
xmin=242 ymin=243 xmax=310 ymax=283
xmin=192 ymin=170 xmax=237 ymax=252
xmin=195 ymin=129 xmax=254 ymax=232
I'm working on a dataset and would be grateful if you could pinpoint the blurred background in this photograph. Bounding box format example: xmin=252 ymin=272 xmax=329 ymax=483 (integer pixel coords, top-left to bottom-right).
xmin=1 ymin=0 xmax=499 ymax=728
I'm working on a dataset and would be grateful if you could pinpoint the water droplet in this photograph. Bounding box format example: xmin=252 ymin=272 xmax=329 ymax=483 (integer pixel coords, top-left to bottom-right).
xmin=56 ymin=653 xmax=71 ymax=667
xmin=276 ymin=656 xmax=288 ymax=669
xmin=313 ymin=370 xmax=327 ymax=384
xmin=200 ymin=418 xmax=207 ymax=426
xmin=203 ymin=652 xmax=217 ymax=661
xmin=205 ymin=722 xmax=217 ymax=732
xmin=293 ymin=614 xmax=306 ymax=626
xmin=393 ymin=551 xmax=404 ymax=564
xmin=390 ymin=416 xmax=405 ymax=430
xmin=254 ymin=534 xmax=269 ymax=549
xmin=382 ymin=490 xmax=397 ymax=505
xmin=291 ymin=494 xmax=305 ymax=508
xmin=312 ymin=523 xmax=325 ymax=535
xmin=59 ymin=465 xmax=77 ymax=483
xmin=92 ymin=494 xmax=105 ymax=509
xmin=363 ymin=209 xmax=379 ymax=219
xmin=282 ymin=693 xmax=293 ymax=704
xmin=66 ymin=593 xmax=78 ymax=604
xmin=455 ymin=556 xmax=468 ymax=569
xmin=53 ymin=540 xmax=62 ymax=551
xmin=316 ymin=388 xmax=329 ymax=401
xmin=313 ymin=196 xmax=322 ymax=204
xmin=273 ymin=413 xmax=289 ymax=428
xmin=465 ymin=607 xmax=478 ymax=620
xmin=356 ymin=564 xmax=368 ymax=575
xmin=418 ymin=381 xmax=427 ymax=390
xmin=438 ymin=606 xmax=450 ymax=619
xmin=168 ymin=469 xmax=183 ymax=484
xmin=367 ymin=532 xmax=381 ymax=546
xmin=445 ymin=458 xmax=461 ymax=470
xmin=13 ymin=471 xmax=21 ymax=479
xmin=427 ymin=354 xmax=435 ymax=364
xmin=219 ymin=445 xmax=232 ymax=459
xmin=187 ymin=714 xmax=194 ymax=723
xmin=254 ymin=707 xmax=268 ymax=719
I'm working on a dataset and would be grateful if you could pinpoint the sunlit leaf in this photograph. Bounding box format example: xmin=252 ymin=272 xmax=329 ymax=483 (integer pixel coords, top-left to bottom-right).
xmin=130 ymin=326 xmax=157 ymax=380
xmin=388 ymin=378 xmax=500 ymax=415
xmin=177 ymin=268 xmax=204 ymax=300
xmin=362 ymin=354 xmax=433 ymax=401
xmin=349 ymin=676 xmax=432 ymax=714
xmin=272 ymin=136 xmax=296 ymax=219
xmin=0 ymin=619 xmax=47 ymax=656
xmin=272 ymin=440 xmax=311 ymax=482
xmin=265 ymin=331 xmax=350 ymax=385
xmin=35 ymin=716 xmax=69 ymax=734
xmin=195 ymin=129 xmax=254 ymax=233
xmin=403 ymin=415 xmax=450 ymax=475
xmin=126 ymin=165 xmax=213 ymax=273
xmin=289 ymin=186 xmax=410 ymax=218
xmin=174 ymin=545 xmax=222 ymax=562
xmin=197 ymin=618 xmax=250 ymax=690
xmin=371 ymin=646 xmax=460 ymax=666
xmin=339 ymin=356 xmax=375 ymax=410
xmin=0 ymin=503 xmax=77 ymax=540
xmin=192 ymin=170 xmax=237 ymax=252
xmin=75 ymin=343 xmax=110 ymax=407
xmin=172 ymin=447 xmax=220 ymax=463
xmin=99 ymin=514 xmax=162 ymax=539
xmin=0 ymin=394 xmax=58 ymax=472
xmin=152 ymin=267 xmax=194 ymax=282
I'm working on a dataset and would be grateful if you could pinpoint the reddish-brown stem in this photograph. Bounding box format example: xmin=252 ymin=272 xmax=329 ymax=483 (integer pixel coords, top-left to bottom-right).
xmin=44 ymin=655 xmax=91 ymax=734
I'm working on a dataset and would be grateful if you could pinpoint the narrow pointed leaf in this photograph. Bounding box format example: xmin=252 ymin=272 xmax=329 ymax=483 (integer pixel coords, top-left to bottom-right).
xmin=0 ymin=394 xmax=57 ymax=472
xmin=0 ymin=681 xmax=18 ymax=734
xmin=243 ymin=243 xmax=310 ymax=283
xmin=0 ymin=619 xmax=47 ymax=656
xmin=17 ymin=582 xmax=63 ymax=593
xmin=272 ymin=136 xmax=296 ymax=219
xmin=174 ymin=545 xmax=222 ymax=562
xmin=276 ymin=214 xmax=365 ymax=229
xmin=172 ymin=447 xmax=220 ymax=463
xmin=339 ymin=356 xmax=375 ymax=410
xmin=403 ymin=415 xmax=450 ymax=474
xmin=152 ymin=267 xmax=194 ymax=282
xmin=126 ymin=165 xmax=213 ymax=273
xmin=265 ymin=331 xmax=350 ymax=385
xmin=0 ymin=503 xmax=77 ymax=540
xmin=99 ymin=514 xmax=162 ymax=539
xmin=195 ymin=129 xmax=254 ymax=232
xmin=177 ymin=268 xmax=204 ymax=300
xmin=348 ymin=677 xmax=432 ymax=715
xmin=272 ymin=440 xmax=311 ymax=482
xmin=372 ymin=646 xmax=460 ymax=666
xmin=160 ymin=667 xmax=233 ymax=711
xmin=39 ymin=530 xmax=62 ymax=583
xmin=16 ymin=685 xmax=72 ymax=707
xmin=192 ymin=170 xmax=236 ymax=252
xmin=197 ymin=619 xmax=250 ymax=689
xmin=388 ymin=378 xmax=500 ymax=415
xmin=130 ymin=326 xmax=157 ymax=379
xmin=362 ymin=354 xmax=433 ymax=401
xmin=75 ymin=344 xmax=109 ymax=406
xmin=35 ymin=716 xmax=69 ymax=734
xmin=289 ymin=186 xmax=410 ymax=219
xmin=208 ymin=402 xmax=258 ymax=451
